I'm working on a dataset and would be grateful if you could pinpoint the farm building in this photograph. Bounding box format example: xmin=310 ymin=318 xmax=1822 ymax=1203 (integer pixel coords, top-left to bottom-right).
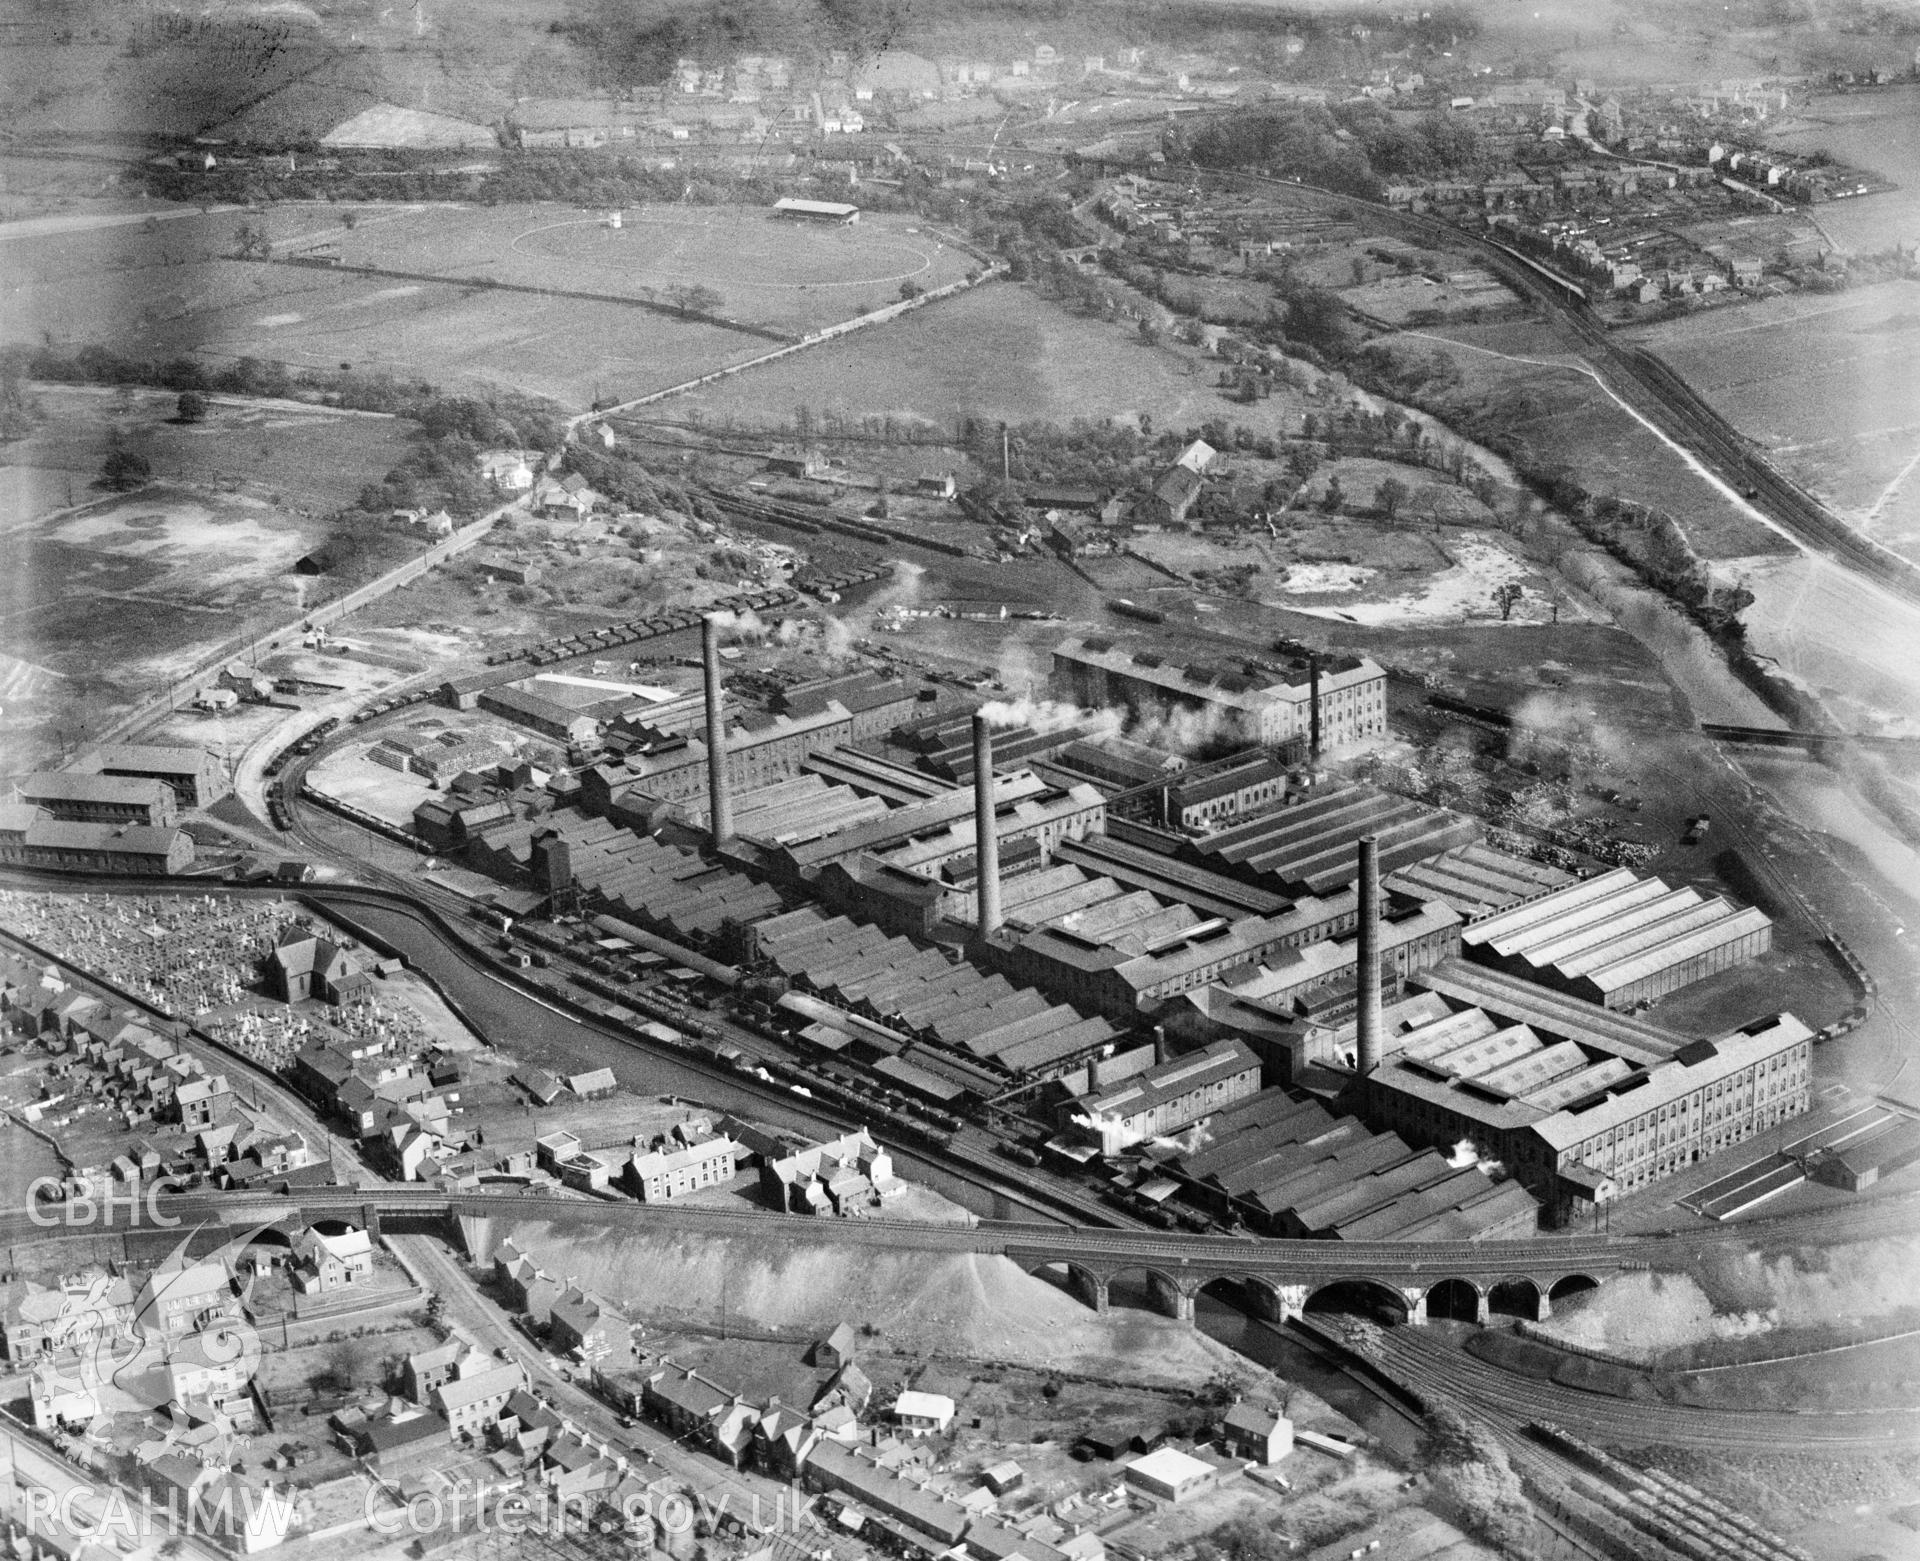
xmin=12 ymin=773 xmax=177 ymax=828
xmin=1458 ymin=868 xmax=1774 ymax=1010
xmin=1359 ymin=958 xmax=1812 ymax=1219
xmin=1051 ymin=638 xmax=1387 ymax=752
xmin=772 ymin=197 xmax=860 ymax=224
xmin=68 ymin=743 xmax=227 ymax=808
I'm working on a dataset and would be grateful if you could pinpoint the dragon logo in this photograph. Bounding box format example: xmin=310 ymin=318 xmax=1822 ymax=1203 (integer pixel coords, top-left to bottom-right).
xmin=35 ymin=1222 xmax=276 ymax=1423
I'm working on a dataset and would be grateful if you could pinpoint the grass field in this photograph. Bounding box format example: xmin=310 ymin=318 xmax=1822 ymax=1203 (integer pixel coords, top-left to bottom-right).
xmin=665 ymin=282 xmax=1251 ymax=432
xmin=4 ymin=202 xmax=975 ymax=409
xmin=1626 ymin=282 xmax=1920 ymax=556
xmin=1386 ymin=319 xmax=1794 ymax=561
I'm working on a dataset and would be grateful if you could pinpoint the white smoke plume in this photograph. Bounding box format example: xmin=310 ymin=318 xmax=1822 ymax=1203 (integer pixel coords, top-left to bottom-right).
xmin=865 ymin=559 xmax=927 ymax=617
xmin=1126 ymin=699 xmax=1259 ymax=756
xmin=978 ymin=695 xmax=1122 ymax=741
xmin=706 ymin=608 xmax=768 ymax=641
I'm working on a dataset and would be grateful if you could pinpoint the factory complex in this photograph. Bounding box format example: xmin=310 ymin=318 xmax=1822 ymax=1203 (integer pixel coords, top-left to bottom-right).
xmin=19 ymin=606 xmax=1816 ymax=1242
xmin=361 ymin=613 xmax=1815 ymax=1237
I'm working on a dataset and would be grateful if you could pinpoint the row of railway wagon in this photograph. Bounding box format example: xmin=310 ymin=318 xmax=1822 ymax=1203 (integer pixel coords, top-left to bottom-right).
xmin=494 ymin=588 xmax=799 ymax=668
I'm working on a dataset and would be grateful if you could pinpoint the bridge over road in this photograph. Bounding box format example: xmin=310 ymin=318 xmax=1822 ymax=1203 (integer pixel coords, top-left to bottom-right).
xmin=87 ymin=1187 xmax=1639 ymax=1329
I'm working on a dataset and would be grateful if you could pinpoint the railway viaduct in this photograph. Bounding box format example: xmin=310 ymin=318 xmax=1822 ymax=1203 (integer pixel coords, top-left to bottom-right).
xmin=71 ymin=1188 xmax=1636 ymax=1329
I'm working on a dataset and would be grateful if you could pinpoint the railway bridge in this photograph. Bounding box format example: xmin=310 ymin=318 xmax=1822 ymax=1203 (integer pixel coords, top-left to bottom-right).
xmin=120 ymin=1188 xmax=1636 ymax=1329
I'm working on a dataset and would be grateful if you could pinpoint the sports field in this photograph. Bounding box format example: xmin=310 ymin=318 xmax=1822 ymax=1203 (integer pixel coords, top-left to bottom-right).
xmin=1627 ymin=282 xmax=1920 ymax=557
xmin=308 ymin=202 xmax=972 ymax=335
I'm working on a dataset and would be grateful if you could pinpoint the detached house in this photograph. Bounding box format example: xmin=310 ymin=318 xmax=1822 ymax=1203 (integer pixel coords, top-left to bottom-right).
xmin=290 ymin=1227 xmax=374 ymax=1294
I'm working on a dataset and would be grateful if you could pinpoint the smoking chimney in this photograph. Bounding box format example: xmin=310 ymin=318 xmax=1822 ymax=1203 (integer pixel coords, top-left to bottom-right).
xmin=1308 ymin=653 xmax=1323 ymax=764
xmin=701 ymin=614 xmax=733 ymax=849
xmin=972 ymin=713 xmax=1002 ymax=937
xmin=1355 ymin=835 xmax=1382 ymax=1080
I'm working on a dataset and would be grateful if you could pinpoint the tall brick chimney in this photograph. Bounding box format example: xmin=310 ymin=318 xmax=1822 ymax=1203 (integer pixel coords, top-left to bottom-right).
xmin=1355 ymin=834 xmax=1382 ymax=1080
xmin=702 ymin=615 xmax=733 ymax=849
xmin=972 ymin=713 xmax=1001 ymax=936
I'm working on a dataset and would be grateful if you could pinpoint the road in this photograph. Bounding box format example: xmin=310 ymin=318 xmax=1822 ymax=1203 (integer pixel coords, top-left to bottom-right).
xmin=389 ymin=1231 xmax=796 ymax=1515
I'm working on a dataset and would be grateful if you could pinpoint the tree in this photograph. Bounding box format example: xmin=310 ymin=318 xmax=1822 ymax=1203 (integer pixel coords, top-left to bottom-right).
xmin=1374 ymin=476 xmax=1410 ymax=521
xmin=101 ymin=447 xmax=152 ymax=491
xmin=1320 ymin=475 xmax=1344 ymax=514
xmin=176 ymin=389 xmax=208 ymax=423
xmin=1137 ymin=316 xmax=1160 ymax=346
xmin=1494 ymin=581 xmax=1524 ymax=620
xmin=898 ymin=279 xmax=922 ymax=302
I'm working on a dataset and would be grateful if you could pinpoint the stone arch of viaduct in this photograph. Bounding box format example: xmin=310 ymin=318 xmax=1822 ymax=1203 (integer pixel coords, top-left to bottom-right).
xmin=1018 ymin=1258 xmax=1604 ymax=1326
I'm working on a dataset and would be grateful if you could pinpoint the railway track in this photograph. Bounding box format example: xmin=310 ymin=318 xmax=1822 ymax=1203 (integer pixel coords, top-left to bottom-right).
xmin=1372 ymin=1325 xmax=1920 ymax=1454
xmin=1196 ymin=169 xmax=1920 ymax=608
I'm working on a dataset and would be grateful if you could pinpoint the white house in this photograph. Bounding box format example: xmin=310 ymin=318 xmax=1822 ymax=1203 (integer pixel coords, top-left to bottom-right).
xmin=893 ymin=1390 xmax=955 ymax=1435
xmin=479 ymin=451 xmax=536 ymax=492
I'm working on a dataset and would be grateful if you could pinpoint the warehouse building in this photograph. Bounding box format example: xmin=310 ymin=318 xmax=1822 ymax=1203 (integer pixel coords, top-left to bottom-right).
xmin=761 ymin=770 xmax=1103 ymax=885
xmin=774 ymin=670 xmax=927 ymax=742
xmin=0 ymin=807 xmax=196 ymax=875
xmin=1060 ymin=1039 xmax=1264 ymax=1155
xmin=1051 ymin=638 xmax=1386 ymax=751
xmin=478 ymin=683 xmax=605 ymax=746
xmin=748 ymin=906 xmax=1124 ymax=1083
xmin=1458 ymin=868 xmax=1774 ymax=1009
xmin=1384 ymin=841 xmax=1576 ymax=920
xmin=13 ymin=772 xmax=178 ymax=828
xmin=891 ymin=708 xmax=1100 ymax=784
xmin=1142 ymin=1086 xmax=1537 ymax=1239
xmin=582 ymin=703 xmax=855 ymax=817
xmin=991 ymin=886 xmax=1374 ymax=1024
xmin=1358 ymin=958 xmax=1813 ymax=1220
xmin=1164 ymin=754 xmax=1290 ymax=830
xmin=68 ymin=744 xmax=227 ymax=808
xmin=1041 ymin=736 xmax=1188 ymax=795
xmin=1168 ymin=899 xmax=1465 ymax=1074
xmin=1184 ymin=782 xmax=1479 ymax=898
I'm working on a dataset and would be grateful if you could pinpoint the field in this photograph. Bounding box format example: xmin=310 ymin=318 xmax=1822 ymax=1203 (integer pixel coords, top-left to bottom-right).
xmin=4 ymin=202 xmax=974 ymax=409
xmin=666 ymin=282 xmax=1249 ymax=432
xmin=1341 ymin=267 xmax=1520 ymax=327
xmin=1380 ymin=319 xmax=1795 ymax=561
xmin=1626 ymin=282 xmax=1920 ymax=556
xmin=0 ymin=386 xmax=419 ymax=764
